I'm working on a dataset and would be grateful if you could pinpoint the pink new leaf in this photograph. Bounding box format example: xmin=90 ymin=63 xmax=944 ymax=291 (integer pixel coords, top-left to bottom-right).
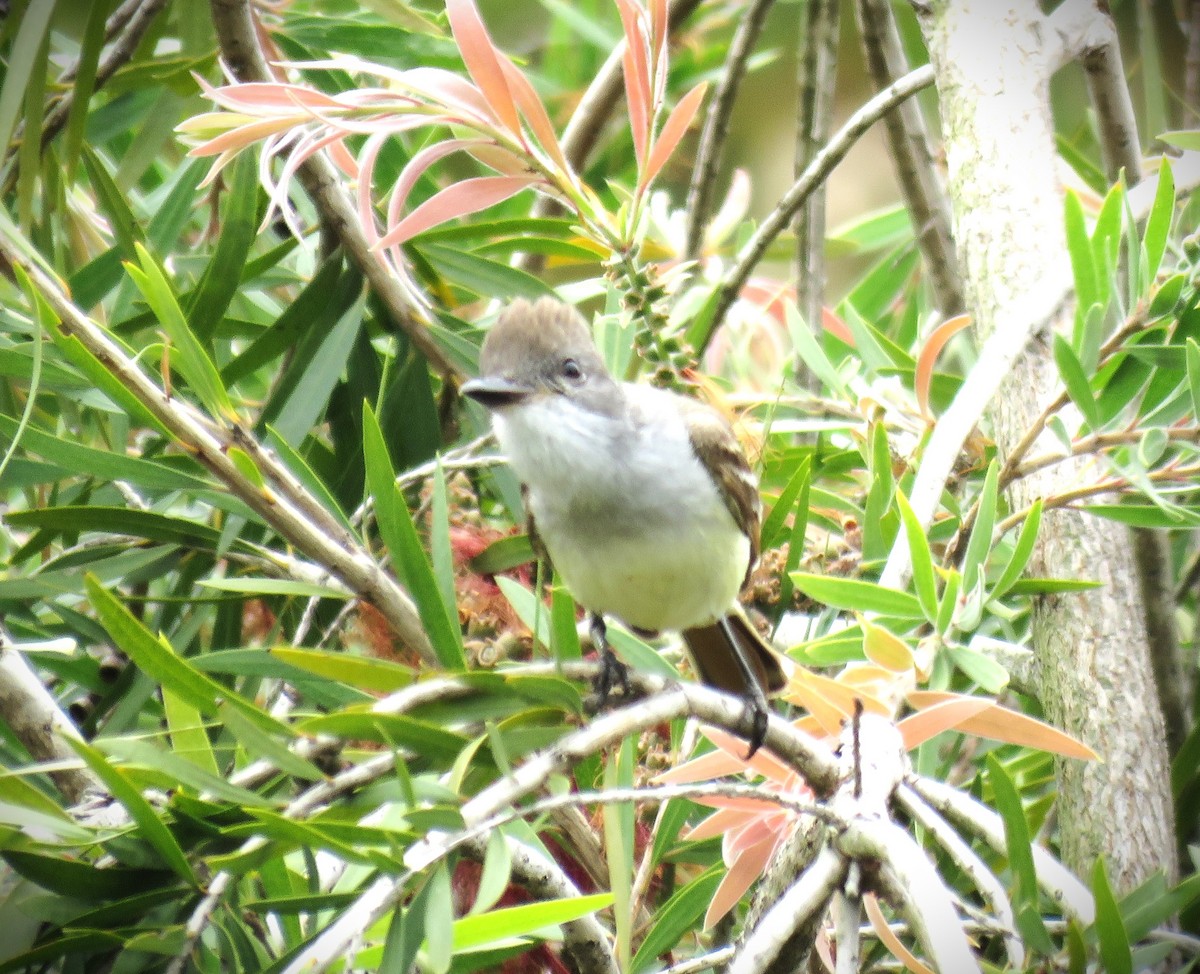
xmin=499 ymin=57 xmax=568 ymax=172
xmin=446 ymin=0 xmax=522 ymax=138
xmin=641 ymin=81 xmax=707 ymax=190
xmin=915 ymin=313 xmax=972 ymax=419
xmin=704 ymin=832 xmax=776 ymax=927
xmin=614 ymin=0 xmax=652 ymax=169
xmin=375 ymin=174 xmax=539 ymax=249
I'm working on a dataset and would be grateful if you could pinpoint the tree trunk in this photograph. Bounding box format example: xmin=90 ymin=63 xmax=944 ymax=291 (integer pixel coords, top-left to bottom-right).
xmin=914 ymin=0 xmax=1176 ymax=889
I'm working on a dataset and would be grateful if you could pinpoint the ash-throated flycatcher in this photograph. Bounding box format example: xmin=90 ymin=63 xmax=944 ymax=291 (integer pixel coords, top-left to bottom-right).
xmin=462 ymin=297 xmax=786 ymax=755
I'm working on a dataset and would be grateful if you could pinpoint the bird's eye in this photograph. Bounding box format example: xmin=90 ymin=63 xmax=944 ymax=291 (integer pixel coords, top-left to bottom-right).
xmin=561 ymin=358 xmax=583 ymax=381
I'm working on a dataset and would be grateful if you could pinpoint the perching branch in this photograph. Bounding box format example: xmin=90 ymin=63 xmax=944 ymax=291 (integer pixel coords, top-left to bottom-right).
xmin=711 ymin=65 xmax=935 ymax=336
xmin=683 ymin=0 xmax=779 ymax=261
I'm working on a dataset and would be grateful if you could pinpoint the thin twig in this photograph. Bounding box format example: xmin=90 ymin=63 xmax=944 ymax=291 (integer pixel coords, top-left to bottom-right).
xmin=38 ymin=0 xmax=171 ymax=155
xmin=1048 ymin=0 xmax=1142 ymax=185
xmin=712 ymin=65 xmax=935 ymax=336
xmin=791 ymin=0 xmax=840 ymax=385
xmin=683 ymin=0 xmax=779 ymax=261
xmin=854 ymin=0 xmax=962 ymax=313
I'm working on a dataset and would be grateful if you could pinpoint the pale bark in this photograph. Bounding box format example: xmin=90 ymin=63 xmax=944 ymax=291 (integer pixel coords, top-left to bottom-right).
xmin=915 ymin=0 xmax=1176 ymax=889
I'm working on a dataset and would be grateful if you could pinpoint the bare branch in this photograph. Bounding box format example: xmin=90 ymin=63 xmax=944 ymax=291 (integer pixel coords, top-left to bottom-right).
xmin=0 ymin=628 xmax=103 ymax=804
xmin=791 ymin=0 xmax=840 ymax=383
xmin=712 ymin=65 xmax=935 ymax=335
xmin=1047 ymin=0 xmax=1143 ymax=185
xmin=855 ymin=0 xmax=962 ymax=313
xmin=683 ymin=0 xmax=779 ymax=261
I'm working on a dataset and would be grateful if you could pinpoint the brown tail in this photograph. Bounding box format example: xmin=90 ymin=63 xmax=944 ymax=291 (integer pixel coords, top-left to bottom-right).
xmin=682 ymin=614 xmax=786 ymax=698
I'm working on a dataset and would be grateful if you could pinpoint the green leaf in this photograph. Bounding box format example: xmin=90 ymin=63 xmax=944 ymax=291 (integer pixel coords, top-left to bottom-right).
xmin=1143 ymin=157 xmax=1174 ymax=280
xmin=419 ymin=242 xmax=557 ymax=301
xmin=1053 ymin=333 xmax=1101 ymax=431
xmin=936 ymin=570 xmax=961 ymax=636
xmin=961 ymin=460 xmax=999 ymax=597
xmin=198 ymin=577 xmax=351 ymax=599
xmin=85 ymin=576 xmax=291 ymax=737
xmin=1005 ymin=577 xmax=1102 ymax=594
xmin=469 ymin=829 xmax=512 ymax=916
xmin=453 ymin=893 xmax=613 ymax=951
xmin=1159 ymin=130 xmax=1200 ymax=152
xmin=990 ymin=500 xmax=1043 ymax=602
xmin=551 ymin=582 xmax=582 ymax=663
xmin=1064 ymin=191 xmax=1098 ymax=313
xmin=430 ymin=461 xmax=458 ymax=623
xmin=0 ymin=0 xmax=58 ymax=169
xmin=186 ymin=152 xmax=260 ymax=342
xmin=895 ymin=490 xmax=937 ymax=622
xmin=986 ymin=755 xmax=1048 ymax=945
xmin=605 ymin=740 xmax=636 ymax=969
xmin=81 ymin=146 xmax=141 ymax=262
xmin=0 ymin=416 xmax=210 ymax=492
xmin=762 ymin=457 xmax=811 ymax=549
xmin=946 ymin=645 xmax=1009 ymax=693
xmin=271 ymin=646 xmax=415 ymax=694
xmin=785 ymin=300 xmax=845 ymax=395
xmin=162 ymin=688 xmax=220 ymax=776
xmin=363 ymin=402 xmax=465 ymax=668
xmin=424 ymin=863 xmax=454 ymax=974
xmin=219 ymin=702 xmax=325 ymax=781
xmin=789 ymin=572 xmax=923 ymax=619
xmin=125 ymin=243 xmax=233 ymax=418
xmin=1082 ymin=504 xmax=1200 ymax=528
xmin=0 ymin=851 xmax=172 ymax=902
xmin=1092 ymin=859 xmax=1133 ymax=974
xmin=630 ymin=866 xmax=722 ymax=973
xmin=67 ymin=738 xmax=197 ymax=886
xmin=7 ymin=506 xmax=254 ymax=555
xmin=468 ymin=534 xmax=536 ymax=575
xmin=1185 ymin=339 xmax=1200 ymax=424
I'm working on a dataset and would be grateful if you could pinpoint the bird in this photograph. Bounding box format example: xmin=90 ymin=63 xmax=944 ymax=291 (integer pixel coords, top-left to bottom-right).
xmin=461 ymin=296 xmax=786 ymax=755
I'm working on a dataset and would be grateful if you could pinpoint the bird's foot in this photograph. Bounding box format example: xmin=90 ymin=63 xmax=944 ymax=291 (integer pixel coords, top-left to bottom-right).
xmin=596 ymin=648 xmax=632 ymax=702
xmin=589 ymin=614 xmax=631 ymax=705
xmin=742 ymin=696 xmax=769 ymax=760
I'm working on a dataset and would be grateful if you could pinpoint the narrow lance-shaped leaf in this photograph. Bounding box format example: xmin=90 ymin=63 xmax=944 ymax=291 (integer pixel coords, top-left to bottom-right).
xmin=914 ymin=314 xmax=972 ymax=418
xmin=67 ymin=737 xmax=198 ymax=887
xmin=896 ymin=489 xmax=938 ymax=622
xmin=615 ymin=0 xmax=652 ymax=170
xmin=445 ymin=0 xmax=521 ymax=137
xmin=1092 ymin=859 xmax=1133 ymax=974
xmin=499 ymin=57 xmax=569 ymax=171
xmin=125 ymin=243 xmax=234 ymax=418
xmin=375 ymin=175 xmax=540 ymax=249
xmin=641 ymin=82 xmax=707 ymax=190
xmin=85 ymin=576 xmax=291 ymax=737
xmin=961 ymin=459 xmax=999 ymax=597
xmin=362 ymin=402 xmax=465 ymax=667
xmin=1185 ymin=338 xmax=1200 ymax=422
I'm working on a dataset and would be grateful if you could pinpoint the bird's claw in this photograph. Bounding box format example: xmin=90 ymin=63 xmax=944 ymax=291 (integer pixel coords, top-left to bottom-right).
xmin=743 ymin=697 xmax=768 ymax=759
xmin=595 ymin=648 xmax=631 ymax=703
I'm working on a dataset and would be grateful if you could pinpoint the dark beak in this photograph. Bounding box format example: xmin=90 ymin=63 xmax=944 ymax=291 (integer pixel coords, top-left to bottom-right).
xmin=461 ymin=375 xmax=533 ymax=409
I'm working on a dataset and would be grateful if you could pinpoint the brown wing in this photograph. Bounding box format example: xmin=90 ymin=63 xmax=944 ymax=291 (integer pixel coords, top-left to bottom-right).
xmin=682 ymin=401 xmax=762 ymax=585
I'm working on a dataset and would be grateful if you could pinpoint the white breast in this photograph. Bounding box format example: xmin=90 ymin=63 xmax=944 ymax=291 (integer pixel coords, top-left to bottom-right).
xmin=492 ymin=386 xmax=750 ymax=632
